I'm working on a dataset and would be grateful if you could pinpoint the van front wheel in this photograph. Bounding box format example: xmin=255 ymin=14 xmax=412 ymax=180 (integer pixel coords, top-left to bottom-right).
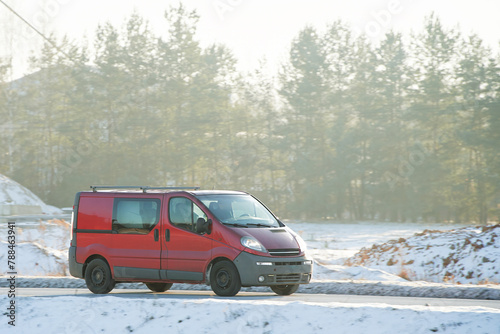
xmin=145 ymin=283 xmax=173 ymax=292
xmin=210 ymin=260 xmax=241 ymax=296
xmin=270 ymin=284 xmax=299 ymax=295
xmin=85 ymin=259 xmax=115 ymax=294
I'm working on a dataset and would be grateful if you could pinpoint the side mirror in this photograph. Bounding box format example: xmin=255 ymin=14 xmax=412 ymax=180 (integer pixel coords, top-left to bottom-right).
xmin=196 ymin=217 xmax=212 ymax=235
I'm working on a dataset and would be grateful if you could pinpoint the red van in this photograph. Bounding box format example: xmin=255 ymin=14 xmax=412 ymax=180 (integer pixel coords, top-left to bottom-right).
xmin=68 ymin=186 xmax=312 ymax=296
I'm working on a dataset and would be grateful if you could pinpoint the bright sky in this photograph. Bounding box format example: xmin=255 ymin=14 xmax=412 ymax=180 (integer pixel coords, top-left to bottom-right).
xmin=1 ymin=0 xmax=499 ymax=79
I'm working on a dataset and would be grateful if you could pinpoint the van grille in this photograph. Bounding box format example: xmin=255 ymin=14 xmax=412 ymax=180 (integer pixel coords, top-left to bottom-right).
xmin=276 ymin=274 xmax=301 ymax=283
xmin=268 ymin=248 xmax=300 ymax=256
xmin=275 ymin=262 xmax=303 ymax=266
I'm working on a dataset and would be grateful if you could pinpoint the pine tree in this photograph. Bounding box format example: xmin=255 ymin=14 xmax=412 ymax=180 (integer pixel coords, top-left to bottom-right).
xmin=240 ymin=62 xmax=287 ymax=214
xmin=322 ymin=21 xmax=358 ymax=220
xmin=370 ymin=32 xmax=414 ymax=221
xmin=279 ymin=25 xmax=332 ymax=218
xmin=17 ymin=36 xmax=85 ymax=204
xmin=456 ymin=34 xmax=499 ymax=223
xmin=0 ymin=58 xmax=14 ymax=175
xmin=407 ymin=14 xmax=461 ymax=222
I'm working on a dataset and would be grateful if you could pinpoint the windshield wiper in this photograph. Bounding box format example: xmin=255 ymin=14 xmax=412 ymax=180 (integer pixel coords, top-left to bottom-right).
xmin=222 ymin=222 xmax=248 ymax=228
xmin=246 ymin=222 xmax=272 ymax=228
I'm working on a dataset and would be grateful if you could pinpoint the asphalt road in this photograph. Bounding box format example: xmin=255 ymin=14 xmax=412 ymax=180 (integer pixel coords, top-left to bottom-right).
xmin=3 ymin=288 xmax=500 ymax=309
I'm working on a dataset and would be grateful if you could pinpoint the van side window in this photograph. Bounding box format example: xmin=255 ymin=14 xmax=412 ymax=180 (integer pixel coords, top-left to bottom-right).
xmin=169 ymin=197 xmax=207 ymax=234
xmin=112 ymin=198 xmax=160 ymax=234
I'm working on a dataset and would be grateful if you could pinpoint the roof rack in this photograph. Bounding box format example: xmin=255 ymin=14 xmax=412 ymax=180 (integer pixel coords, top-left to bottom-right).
xmin=90 ymin=186 xmax=200 ymax=193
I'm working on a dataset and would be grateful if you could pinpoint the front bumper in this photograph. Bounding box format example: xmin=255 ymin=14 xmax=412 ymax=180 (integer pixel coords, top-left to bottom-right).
xmin=233 ymin=252 xmax=313 ymax=286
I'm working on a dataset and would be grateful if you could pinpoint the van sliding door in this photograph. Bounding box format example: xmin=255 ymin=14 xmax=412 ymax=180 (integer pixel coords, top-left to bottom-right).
xmin=110 ymin=196 xmax=162 ymax=280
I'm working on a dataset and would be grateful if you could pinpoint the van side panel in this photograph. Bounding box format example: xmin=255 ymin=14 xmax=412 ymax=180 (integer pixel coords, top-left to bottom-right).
xmin=75 ymin=241 xmax=113 ymax=265
xmin=211 ymin=242 xmax=241 ymax=261
xmin=110 ymin=232 xmax=162 ymax=275
xmin=75 ymin=195 xmax=114 ymax=265
xmin=108 ymin=194 xmax=163 ymax=279
xmin=77 ymin=196 xmax=113 ymax=230
xmin=164 ymin=230 xmax=212 ymax=272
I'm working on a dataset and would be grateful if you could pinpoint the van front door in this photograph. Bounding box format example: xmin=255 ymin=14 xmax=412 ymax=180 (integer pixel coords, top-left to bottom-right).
xmin=161 ymin=196 xmax=212 ymax=281
xmin=110 ymin=197 xmax=162 ymax=280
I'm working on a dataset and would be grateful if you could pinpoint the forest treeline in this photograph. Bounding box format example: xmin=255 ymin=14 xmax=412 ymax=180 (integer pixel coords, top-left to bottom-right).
xmin=1 ymin=5 xmax=499 ymax=223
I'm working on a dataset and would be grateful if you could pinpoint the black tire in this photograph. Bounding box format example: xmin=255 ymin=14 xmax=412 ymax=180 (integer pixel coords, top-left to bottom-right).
xmin=84 ymin=259 xmax=116 ymax=294
xmin=145 ymin=283 xmax=173 ymax=292
xmin=270 ymin=284 xmax=299 ymax=295
xmin=210 ymin=260 xmax=241 ymax=296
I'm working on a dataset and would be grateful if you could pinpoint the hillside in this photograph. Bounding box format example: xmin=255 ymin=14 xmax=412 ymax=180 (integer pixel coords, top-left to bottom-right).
xmin=0 ymin=174 xmax=62 ymax=215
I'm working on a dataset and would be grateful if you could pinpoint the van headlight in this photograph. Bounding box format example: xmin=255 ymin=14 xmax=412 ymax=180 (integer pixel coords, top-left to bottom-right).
xmin=241 ymin=236 xmax=266 ymax=252
xmin=288 ymin=228 xmax=308 ymax=252
xmin=295 ymin=234 xmax=308 ymax=252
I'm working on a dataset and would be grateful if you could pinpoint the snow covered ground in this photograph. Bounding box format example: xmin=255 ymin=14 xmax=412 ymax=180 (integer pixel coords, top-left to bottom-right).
xmin=3 ymin=276 xmax=499 ymax=300
xmin=288 ymin=220 xmax=500 ymax=284
xmin=1 ymin=219 xmax=500 ymax=299
xmin=1 ymin=293 xmax=499 ymax=334
xmin=0 ymin=219 xmax=70 ymax=276
xmin=0 ymin=174 xmax=62 ymax=215
xmin=1 ymin=219 xmax=500 ymax=333
xmin=2 ymin=172 xmax=500 ymax=333
xmin=346 ymin=225 xmax=500 ymax=284
xmin=1 ymin=219 xmax=499 ymax=286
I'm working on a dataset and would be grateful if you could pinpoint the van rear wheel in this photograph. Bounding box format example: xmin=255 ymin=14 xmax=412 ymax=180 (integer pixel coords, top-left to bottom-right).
xmin=270 ymin=284 xmax=299 ymax=295
xmin=210 ymin=260 xmax=241 ymax=296
xmin=85 ymin=259 xmax=115 ymax=294
xmin=145 ymin=283 xmax=173 ymax=292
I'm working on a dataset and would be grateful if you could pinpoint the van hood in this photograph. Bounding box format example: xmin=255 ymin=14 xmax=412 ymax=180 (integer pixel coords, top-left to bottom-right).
xmin=236 ymin=227 xmax=299 ymax=250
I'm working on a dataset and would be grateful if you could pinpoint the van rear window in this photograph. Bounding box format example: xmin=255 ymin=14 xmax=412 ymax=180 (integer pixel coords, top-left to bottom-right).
xmin=112 ymin=198 xmax=160 ymax=234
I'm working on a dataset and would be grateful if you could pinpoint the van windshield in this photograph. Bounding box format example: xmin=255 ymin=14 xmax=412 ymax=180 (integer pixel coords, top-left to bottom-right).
xmin=196 ymin=194 xmax=279 ymax=228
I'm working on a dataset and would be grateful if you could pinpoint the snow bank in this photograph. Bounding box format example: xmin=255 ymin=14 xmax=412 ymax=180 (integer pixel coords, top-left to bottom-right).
xmin=0 ymin=242 xmax=68 ymax=276
xmin=313 ymin=261 xmax=408 ymax=282
xmin=0 ymin=174 xmax=62 ymax=215
xmin=346 ymin=225 xmax=500 ymax=284
xmin=1 ymin=295 xmax=499 ymax=334
xmin=0 ymin=219 xmax=70 ymax=276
